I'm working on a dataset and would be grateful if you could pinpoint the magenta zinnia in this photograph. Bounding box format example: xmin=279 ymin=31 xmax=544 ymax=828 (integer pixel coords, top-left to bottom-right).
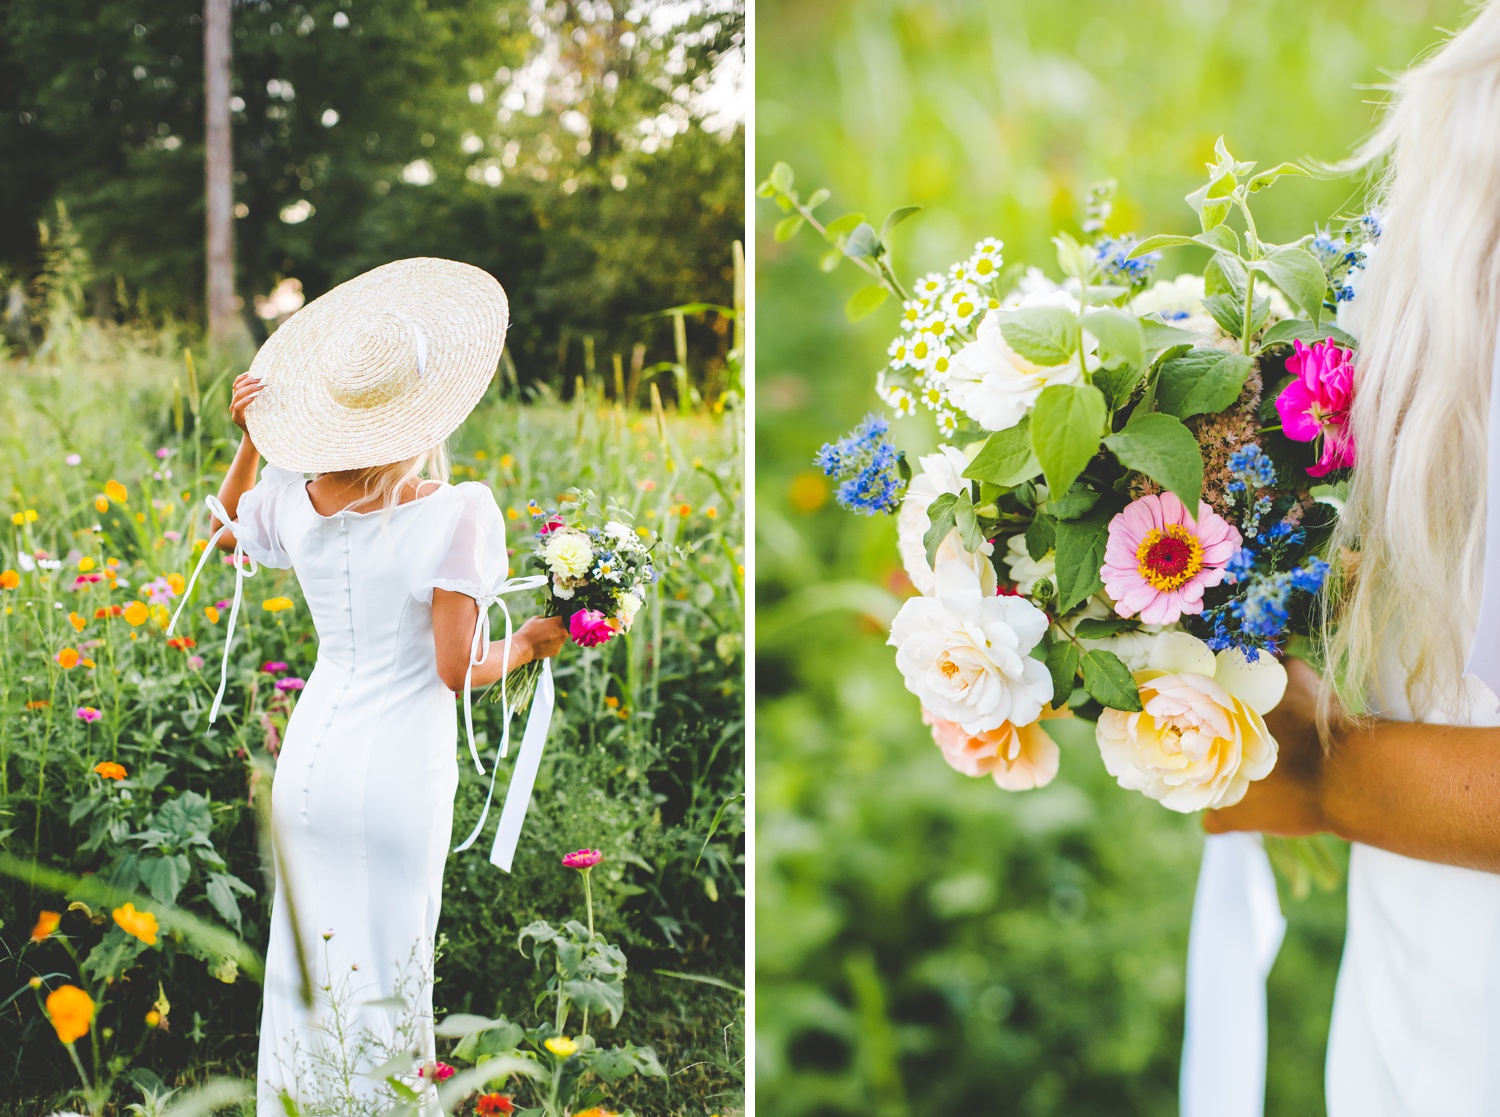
xmin=1275 ymin=338 xmax=1355 ymax=477
xmin=562 ymin=848 xmax=603 ymax=870
xmin=1101 ymin=492 xmax=1241 ymax=625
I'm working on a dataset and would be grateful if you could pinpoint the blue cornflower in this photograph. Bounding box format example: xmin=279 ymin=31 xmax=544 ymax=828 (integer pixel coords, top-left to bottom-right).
xmin=1095 ymin=235 xmax=1160 ymax=289
xmin=1290 ymin=556 xmax=1330 ymax=594
xmin=1228 ymin=444 xmax=1276 ymax=490
xmin=815 ymin=414 xmax=907 ymax=516
xmin=1225 ymin=547 xmax=1257 ymax=583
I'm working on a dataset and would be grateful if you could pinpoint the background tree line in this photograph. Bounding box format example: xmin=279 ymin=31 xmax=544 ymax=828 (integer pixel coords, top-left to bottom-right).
xmin=0 ymin=0 xmax=744 ymax=398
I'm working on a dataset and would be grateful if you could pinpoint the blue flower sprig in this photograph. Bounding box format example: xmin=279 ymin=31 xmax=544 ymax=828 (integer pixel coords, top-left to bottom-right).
xmin=814 ymin=414 xmax=907 ymax=516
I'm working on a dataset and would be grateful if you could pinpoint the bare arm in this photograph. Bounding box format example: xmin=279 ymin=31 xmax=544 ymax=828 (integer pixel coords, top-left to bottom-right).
xmin=1205 ymin=658 xmax=1500 ymax=874
xmin=211 ymin=374 xmax=268 ymax=552
xmin=431 ymin=590 xmax=568 ymax=692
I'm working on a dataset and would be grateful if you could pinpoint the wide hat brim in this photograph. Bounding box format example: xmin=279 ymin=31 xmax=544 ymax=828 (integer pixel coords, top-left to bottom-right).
xmin=244 ymin=257 xmax=508 ymax=472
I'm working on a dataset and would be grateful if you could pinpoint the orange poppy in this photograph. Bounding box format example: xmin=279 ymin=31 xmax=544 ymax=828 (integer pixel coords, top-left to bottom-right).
xmin=68 ymin=612 xmax=86 ymax=632
xmin=45 ymin=985 xmax=95 ymax=1045
xmin=122 ymin=601 xmax=149 ymax=626
xmin=30 ymin=910 xmax=60 ymax=942
xmin=93 ymin=761 xmax=127 ymax=781
xmin=56 ymin=648 xmax=79 ymax=669
xmin=112 ymin=902 xmax=158 ymax=945
xmin=0 ymin=570 xmax=18 ymax=589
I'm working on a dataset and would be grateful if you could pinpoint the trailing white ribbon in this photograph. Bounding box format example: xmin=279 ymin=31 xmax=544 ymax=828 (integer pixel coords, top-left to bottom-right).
xmin=451 ymin=575 xmax=555 ymax=873
xmin=1465 ymin=333 xmax=1500 ymax=693
xmin=168 ymin=495 xmax=258 ymax=724
xmin=1180 ymin=832 xmax=1286 ymax=1117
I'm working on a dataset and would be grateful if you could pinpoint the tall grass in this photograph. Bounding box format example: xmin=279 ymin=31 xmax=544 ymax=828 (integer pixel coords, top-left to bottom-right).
xmin=0 ymin=303 xmax=744 ymax=1114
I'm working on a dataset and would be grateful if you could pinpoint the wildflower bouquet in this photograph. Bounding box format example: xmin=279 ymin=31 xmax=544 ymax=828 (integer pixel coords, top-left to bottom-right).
xmin=762 ymin=139 xmax=1372 ymax=818
xmin=493 ymin=491 xmax=660 ymax=708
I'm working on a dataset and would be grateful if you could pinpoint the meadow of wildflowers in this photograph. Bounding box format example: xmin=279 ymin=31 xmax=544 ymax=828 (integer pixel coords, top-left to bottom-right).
xmin=0 ymin=315 xmax=744 ymax=1115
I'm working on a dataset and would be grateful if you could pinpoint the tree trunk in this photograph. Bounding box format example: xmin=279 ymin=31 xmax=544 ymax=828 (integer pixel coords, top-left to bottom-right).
xmin=204 ymin=0 xmax=237 ymax=348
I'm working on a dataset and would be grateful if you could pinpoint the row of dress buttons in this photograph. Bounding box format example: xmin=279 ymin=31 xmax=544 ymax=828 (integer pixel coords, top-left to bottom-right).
xmin=302 ymin=519 xmax=354 ymax=820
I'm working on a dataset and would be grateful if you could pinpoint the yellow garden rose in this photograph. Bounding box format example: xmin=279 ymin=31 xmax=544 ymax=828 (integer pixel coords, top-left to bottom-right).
xmin=1095 ymin=632 xmax=1286 ymax=812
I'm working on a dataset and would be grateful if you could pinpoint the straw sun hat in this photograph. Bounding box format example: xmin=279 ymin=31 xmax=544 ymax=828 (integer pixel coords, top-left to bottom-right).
xmin=244 ymin=257 xmax=509 ymax=472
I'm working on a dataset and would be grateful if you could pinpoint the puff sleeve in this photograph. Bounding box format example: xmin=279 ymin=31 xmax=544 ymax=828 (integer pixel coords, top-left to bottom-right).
xmin=411 ymin=483 xmax=509 ymax=603
xmin=232 ymin=465 xmax=303 ymax=570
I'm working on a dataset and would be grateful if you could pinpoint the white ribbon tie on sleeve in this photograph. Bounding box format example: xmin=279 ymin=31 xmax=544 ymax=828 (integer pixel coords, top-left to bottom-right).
xmin=168 ymin=494 xmax=258 ymax=724
xmin=450 ymin=574 xmax=556 ymax=873
xmin=1464 ymin=333 xmax=1500 ymax=694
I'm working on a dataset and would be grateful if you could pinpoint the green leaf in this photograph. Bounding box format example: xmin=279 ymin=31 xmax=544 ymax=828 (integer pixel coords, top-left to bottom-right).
xmin=823 ymin=212 xmax=866 ymax=242
xmin=1104 ymin=412 xmax=1204 ymax=510
xmin=1202 ymin=292 xmax=1268 ymax=338
xmin=1044 ymin=641 xmax=1080 ymax=708
xmin=963 ymin=418 xmax=1040 ymax=486
xmin=1128 ymin=233 xmax=1200 ymax=257
xmin=1140 ymin=322 xmax=1202 ymax=357
xmin=1246 ymin=161 xmax=1307 ymax=192
xmin=922 ymin=492 xmax=959 ymax=568
xmin=1256 ymin=247 xmax=1327 ymax=327
xmin=1080 ymin=649 xmax=1143 ymax=711
xmin=1024 ymin=514 xmax=1055 ymax=561
xmin=1081 ymin=309 xmax=1144 ymax=368
xmin=1093 ymin=362 xmax=1144 ymax=412
xmin=1194 ymin=223 xmax=1241 ymax=256
xmin=845 ymin=284 xmax=889 ymax=322
xmin=842 ymin=222 xmax=880 ymax=259
xmin=773 ymin=215 xmax=804 ymax=242
xmin=999 ymin=306 xmax=1079 ymax=367
xmin=1155 ymin=348 xmax=1255 ymax=418
xmin=819 ymin=247 xmax=843 ymax=273
xmin=1258 ymin=318 xmax=1358 ymax=349
xmin=1073 ymin=616 xmax=1138 ymax=639
xmin=1030 ymin=384 xmax=1105 ymax=499
xmin=564 ymin=977 xmax=626 ymax=1025
xmin=1052 ymin=509 xmax=1111 ymax=613
xmin=769 ymin=162 xmax=794 ymax=194
xmin=1053 ymin=232 xmax=1092 ymax=282
xmin=1044 ymin=482 xmax=1101 ymax=521
xmin=881 ymin=205 xmax=922 ymax=241
xmin=1186 ymin=175 xmax=1234 ymax=231
xmin=1205 ymin=252 xmax=1249 ymax=300
xmin=954 ymin=491 xmax=985 ymax=555
xmin=807 ymin=187 xmax=832 ymax=209
xmin=139 ymin=853 xmax=189 ymax=906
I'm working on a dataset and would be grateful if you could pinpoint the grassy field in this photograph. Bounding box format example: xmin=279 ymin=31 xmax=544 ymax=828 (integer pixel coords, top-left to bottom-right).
xmin=0 ymin=315 xmax=744 ymax=1115
xmin=755 ymin=1 xmax=1469 ymax=1114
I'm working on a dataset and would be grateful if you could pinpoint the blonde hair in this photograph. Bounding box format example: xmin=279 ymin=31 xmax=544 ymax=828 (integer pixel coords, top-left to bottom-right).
xmin=326 ymin=443 xmax=451 ymax=514
xmin=1324 ymin=0 xmax=1500 ymax=721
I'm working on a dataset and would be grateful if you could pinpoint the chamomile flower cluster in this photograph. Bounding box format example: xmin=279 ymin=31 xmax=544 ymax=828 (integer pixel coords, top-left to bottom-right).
xmin=875 ymin=237 xmax=1007 ymax=438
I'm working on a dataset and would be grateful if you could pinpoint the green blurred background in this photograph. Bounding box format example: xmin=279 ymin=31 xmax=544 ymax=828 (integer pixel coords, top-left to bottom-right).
xmin=754 ymin=1 xmax=1472 ymax=1114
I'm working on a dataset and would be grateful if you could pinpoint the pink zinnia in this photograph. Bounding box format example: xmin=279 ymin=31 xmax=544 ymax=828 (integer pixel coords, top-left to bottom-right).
xmin=1276 ymin=338 xmax=1355 ymax=477
xmin=75 ymin=706 xmax=102 ymax=723
xmin=262 ymin=661 xmax=289 ymax=674
xmin=274 ymin=677 xmax=305 ymax=692
xmin=418 ymin=1061 xmax=455 ymax=1082
xmin=562 ymin=848 xmax=603 ymax=870
xmin=1101 ymin=492 xmax=1241 ymax=625
xmin=569 ymin=609 xmax=616 ymax=648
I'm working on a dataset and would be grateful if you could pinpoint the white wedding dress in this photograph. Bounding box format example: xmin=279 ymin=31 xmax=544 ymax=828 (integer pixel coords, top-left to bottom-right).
xmin=231 ymin=466 xmax=509 ymax=1115
xmin=1324 ymin=654 xmax=1500 ymax=1115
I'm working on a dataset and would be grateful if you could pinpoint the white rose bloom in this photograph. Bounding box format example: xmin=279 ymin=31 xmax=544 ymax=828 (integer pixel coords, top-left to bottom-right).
xmin=1003 ymin=534 xmax=1055 ymax=593
xmin=1095 ymin=632 xmax=1287 ymax=812
xmin=603 ymin=521 xmax=634 ymax=545
xmin=542 ymin=529 xmax=594 ymax=579
xmin=895 ymin=445 xmax=997 ymax=597
xmin=945 ymin=289 xmax=1093 ymax=432
xmin=889 ymin=560 xmax=1054 ymax=735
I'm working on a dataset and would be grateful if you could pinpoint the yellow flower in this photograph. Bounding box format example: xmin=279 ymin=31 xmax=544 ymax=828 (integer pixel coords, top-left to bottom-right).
xmin=0 ymin=569 xmax=19 ymax=589
xmin=499 ymin=453 xmax=513 ymax=469
xmin=78 ymin=556 xmax=95 ymax=572
xmin=262 ymin=596 xmax=294 ymax=613
xmin=123 ymin=601 xmax=150 ymax=626
xmin=46 ymin=985 xmax=95 ymax=1045
xmin=166 ymin=572 xmax=185 ymax=595
xmin=544 ymin=1036 xmax=578 ymax=1058
xmin=31 ymin=910 xmax=61 ymax=942
xmin=705 ymin=507 xmax=718 ymax=519
xmin=68 ymin=611 xmax=86 ymax=632
xmin=56 ymin=647 xmax=80 ymax=669
xmin=150 ymin=603 xmax=170 ymax=628
xmin=204 ymin=606 xmax=220 ymax=624
xmin=10 ymin=512 xmax=22 ymax=526
xmin=144 ymin=1010 xmax=161 ymax=1028
xmin=112 ymin=902 xmax=159 ymax=945
xmin=105 ymin=480 xmax=128 ymax=503
xmin=506 ymin=507 xmax=519 ymax=521
xmin=94 ymin=496 xmax=109 ymax=514
xmin=135 ymin=513 xmax=146 ymax=523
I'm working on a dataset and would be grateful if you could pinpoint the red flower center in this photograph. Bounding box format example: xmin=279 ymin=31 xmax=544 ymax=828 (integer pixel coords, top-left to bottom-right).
xmin=1135 ymin=525 xmax=1204 ymax=592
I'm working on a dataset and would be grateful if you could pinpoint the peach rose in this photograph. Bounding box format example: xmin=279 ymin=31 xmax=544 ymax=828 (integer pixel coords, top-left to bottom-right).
xmin=922 ymin=705 xmax=1068 ymax=790
xmin=1095 ymin=631 xmax=1286 ymax=812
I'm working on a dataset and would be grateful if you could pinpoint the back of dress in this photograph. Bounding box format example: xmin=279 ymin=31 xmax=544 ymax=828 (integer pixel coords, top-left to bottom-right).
xmin=1326 ymin=650 xmax=1500 ymax=1116
xmin=232 ymin=466 xmax=511 ymax=1114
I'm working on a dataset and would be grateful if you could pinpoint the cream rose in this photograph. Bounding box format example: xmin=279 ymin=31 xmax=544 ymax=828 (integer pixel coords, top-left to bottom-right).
xmin=1095 ymin=631 xmax=1287 ymax=812
xmin=541 ymin=529 xmax=593 ymax=579
xmin=945 ymin=289 xmax=1093 ymax=432
xmin=889 ymin=560 xmax=1053 ymax=735
xmin=923 ymin=705 xmax=1067 ymax=791
xmin=895 ymin=445 xmax=997 ymax=597
xmin=1003 ymin=534 xmax=1055 ymax=594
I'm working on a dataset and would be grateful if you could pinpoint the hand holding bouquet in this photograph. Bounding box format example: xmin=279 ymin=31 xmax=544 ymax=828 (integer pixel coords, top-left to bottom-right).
xmin=762 ymin=139 xmax=1374 ymax=817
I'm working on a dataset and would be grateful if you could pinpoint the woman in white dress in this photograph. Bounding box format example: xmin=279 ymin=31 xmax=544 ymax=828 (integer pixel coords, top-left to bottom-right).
xmin=1207 ymin=6 xmax=1500 ymax=1113
xmin=193 ymin=259 xmax=567 ymax=1114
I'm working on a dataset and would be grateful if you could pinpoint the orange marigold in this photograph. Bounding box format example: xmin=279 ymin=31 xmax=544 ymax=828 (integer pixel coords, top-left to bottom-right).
xmin=166 ymin=636 xmax=196 ymax=650
xmin=93 ymin=761 xmax=127 ymax=780
xmin=122 ymin=601 xmax=149 ymax=627
xmin=96 ymin=605 xmax=123 ymax=619
xmin=204 ymin=606 xmax=220 ymax=624
xmin=0 ymin=569 xmax=19 ymax=589
xmin=68 ymin=612 xmax=86 ymax=632
xmin=46 ymin=985 xmax=95 ymax=1045
xmin=112 ymin=902 xmax=158 ymax=945
xmin=94 ymin=496 xmax=109 ymax=514
xmin=56 ymin=648 xmax=79 ymax=669
xmin=104 ymin=480 xmax=128 ymax=503
xmin=30 ymin=910 xmax=60 ymax=942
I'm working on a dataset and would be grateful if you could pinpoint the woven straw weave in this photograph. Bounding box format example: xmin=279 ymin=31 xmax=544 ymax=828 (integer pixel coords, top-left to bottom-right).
xmin=244 ymin=258 xmax=509 ymax=472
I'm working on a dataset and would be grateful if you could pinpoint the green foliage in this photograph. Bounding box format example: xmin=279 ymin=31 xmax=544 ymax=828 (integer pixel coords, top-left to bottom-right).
xmin=0 ymin=323 xmax=743 ymax=1115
